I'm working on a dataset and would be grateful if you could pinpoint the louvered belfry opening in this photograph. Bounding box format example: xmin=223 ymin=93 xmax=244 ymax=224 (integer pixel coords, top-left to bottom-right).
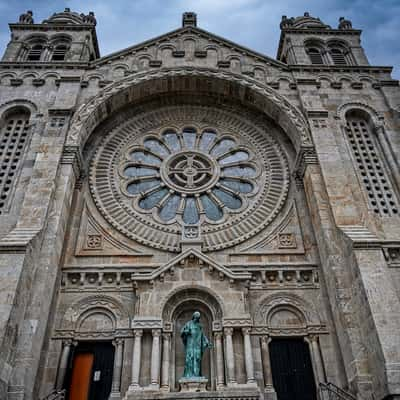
xmin=27 ymin=44 xmax=43 ymax=61
xmin=52 ymin=44 xmax=68 ymax=61
xmin=0 ymin=109 xmax=30 ymax=213
xmin=330 ymin=48 xmax=347 ymax=65
xmin=345 ymin=114 xmax=399 ymax=216
xmin=308 ymin=48 xmax=324 ymax=64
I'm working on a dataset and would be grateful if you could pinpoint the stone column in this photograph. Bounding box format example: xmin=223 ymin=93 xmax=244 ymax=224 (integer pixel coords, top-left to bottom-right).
xmin=242 ymin=328 xmax=256 ymax=385
xmin=55 ymin=339 xmax=74 ymax=390
xmin=260 ymin=336 xmax=274 ymax=389
xmin=214 ymin=332 xmax=225 ymax=388
xmin=150 ymin=329 xmax=161 ymax=388
xmin=224 ymin=328 xmax=236 ymax=385
xmin=129 ymin=329 xmax=143 ymax=390
xmin=308 ymin=335 xmax=325 ymax=385
xmin=110 ymin=339 xmax=124 ymax=398
xmin=161 ymin=333 xmax=171 ymax=390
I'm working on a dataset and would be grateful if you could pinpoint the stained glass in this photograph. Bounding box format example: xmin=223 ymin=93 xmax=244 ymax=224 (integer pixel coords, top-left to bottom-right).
xmin=199 ymin=130 xmax=217 ymax=151
xmin=139 ymin=188 xmax=168 ymax=209
xmin=183 ymin=197 xmax=199 ymax=224
xmin=121 ymin=126 xmax=258 ymax=223
xmin=130 ymin=151 xmax=161 ymax=165
xmin=127 ymin=179 xmax=160 ymax=194
xmin=144 ymin=139 xmax=170 ymax=156
xmin=201 ymin=194 xmax=223 ymax=221
xmin=159 ymin=194 xmax=181 ymax=221
xmin=223 ymin=166 xmax=256 ymax=178
xmin=211 ymin=139 xmax=235 ymax=157
xmin=212 ymin=188 xmax=242 ymax=209
xmin=183 ymin=128 xmax=197 ymax=149
xmin=219 ymin=151 xmax=249 ymax=165
xmin=162 ymin=130 xmax=181 ymax=152
xmin=124 ymin=166 xmax=157 ymax=177
xmin=220 ymin=179 xmax=253 ymax=193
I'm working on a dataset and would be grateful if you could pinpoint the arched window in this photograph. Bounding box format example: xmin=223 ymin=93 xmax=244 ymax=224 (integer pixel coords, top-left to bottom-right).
xmin=51 ymin=44 xmax=68 ymax=61
xmin=344 ymin=111 xmax=399 ymax=216
xmin=27 ymin=44 xmax=43 ymax=61
xmin=0 ymin=109 xmax=31 ymax=213
xmin=329 ymin=47 xmax=347 ymax=65
xmin=307 ymin=48 xmax=324 ymax=65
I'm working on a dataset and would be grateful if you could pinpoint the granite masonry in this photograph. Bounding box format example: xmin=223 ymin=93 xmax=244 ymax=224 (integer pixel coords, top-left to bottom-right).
xmin=0 ymin=8 xmax=399 ymax=400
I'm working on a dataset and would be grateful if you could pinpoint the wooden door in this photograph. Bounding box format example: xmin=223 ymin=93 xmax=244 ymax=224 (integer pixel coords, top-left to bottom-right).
xmin=269 ymin=338 xmax=317 ymax=400
xmin=68 ymin=353 xmax=94 ymax=400
xmin=66 ymin=342 xmax=114 ymax=400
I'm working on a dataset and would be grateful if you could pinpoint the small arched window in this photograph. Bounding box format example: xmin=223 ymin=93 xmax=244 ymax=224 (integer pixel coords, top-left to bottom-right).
xmin=51 ymin=44 xmax=68 ymax=61
xmin=27 ymin=44 xmax=43 ymax=61
xmin=307 ymin=48 xmax=324 ymax=65
xmin=0 ymin=109 xmax=31 ymax=213
xmin=344 ymin=111 xmax=399 ymax=216
xmin=329 ymin=48 xmax=347 ymax=65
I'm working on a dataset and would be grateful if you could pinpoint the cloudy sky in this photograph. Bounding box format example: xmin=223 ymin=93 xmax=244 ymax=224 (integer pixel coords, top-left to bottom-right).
xmin=0 ymin=0 xmax=398 ymax=78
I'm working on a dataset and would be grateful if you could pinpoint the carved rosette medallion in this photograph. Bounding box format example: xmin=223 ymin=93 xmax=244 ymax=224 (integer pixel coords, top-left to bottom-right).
xmin=89 ymin=105 xmax=289 ymax=252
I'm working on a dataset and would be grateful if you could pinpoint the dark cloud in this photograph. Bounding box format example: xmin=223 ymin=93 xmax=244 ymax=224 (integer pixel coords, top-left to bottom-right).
xmin=0 ymin=0 xmax=398 ymax=78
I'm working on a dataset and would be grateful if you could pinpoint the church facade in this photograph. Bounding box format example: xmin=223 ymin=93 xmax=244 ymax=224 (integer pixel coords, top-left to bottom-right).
xmin=0 ymin=8 xmax=399 ymax=400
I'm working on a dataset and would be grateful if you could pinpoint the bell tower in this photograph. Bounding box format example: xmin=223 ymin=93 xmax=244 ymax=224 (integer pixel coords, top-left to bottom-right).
xmin=2 ymin=8 xmax=100 ymax=62
xmin=277 ymin=12 xmax=369 ymax=66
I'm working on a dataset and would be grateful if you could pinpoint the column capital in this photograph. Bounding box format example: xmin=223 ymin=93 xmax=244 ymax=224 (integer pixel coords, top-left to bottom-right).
xmin=214 ymin=331 xmax=223 ymax=340
xmin=133 ymin=329 xmax=143 ymax=337
xmin=308 ymin=334 xmax=319 ymax=342
xmin=162 ymin=332 xmax=171 ymax=340
xmin=224 ymin=327 xmax=234 ymax=336
xmin=242 ymin=327 xmax=252 ymax=335
xmin=62 ymin=338 xmax=74 ymax=347
xmin=260 ymin=335 xmax=271 ymax=345
xmin=112 ymin=338 xmax=124 ymax=346
xmin=152 ymin=329 xmax=162 ymax=337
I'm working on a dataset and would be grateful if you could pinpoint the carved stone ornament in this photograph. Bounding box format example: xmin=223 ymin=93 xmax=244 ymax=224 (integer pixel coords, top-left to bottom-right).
xmin=90 ymin=103 xmax=289 ymax=252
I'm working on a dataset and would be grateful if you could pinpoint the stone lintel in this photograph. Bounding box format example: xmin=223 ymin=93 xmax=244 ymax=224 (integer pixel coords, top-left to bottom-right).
xmin=132 ymin=317 xmax=162 ymax=330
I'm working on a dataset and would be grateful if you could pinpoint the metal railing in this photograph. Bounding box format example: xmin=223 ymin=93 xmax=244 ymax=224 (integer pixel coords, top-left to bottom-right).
xmin=319 ymin=382 xmax=357 ymax=400
xmin=40 ymin=389 xmax=66 ymax=400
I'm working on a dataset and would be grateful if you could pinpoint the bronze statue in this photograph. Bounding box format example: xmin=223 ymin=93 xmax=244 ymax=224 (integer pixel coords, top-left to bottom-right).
xmin=180 ymin=311 xmax=212 ymax=378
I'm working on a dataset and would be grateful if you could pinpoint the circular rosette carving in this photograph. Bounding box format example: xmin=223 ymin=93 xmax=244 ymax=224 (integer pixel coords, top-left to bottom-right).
xmin=118 ymin=128 xmax=259 ymax=225
xmin=90 ymin=105 xmax=289 ymax=252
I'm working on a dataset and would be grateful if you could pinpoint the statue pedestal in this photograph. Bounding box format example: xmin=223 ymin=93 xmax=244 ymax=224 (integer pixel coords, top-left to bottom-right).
xmin=179 ymin=377 xmax=208 ymax=392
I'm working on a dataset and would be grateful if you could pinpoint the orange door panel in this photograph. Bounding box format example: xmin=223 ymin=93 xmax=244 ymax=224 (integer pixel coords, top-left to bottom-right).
xmin=69 ymin=353 xmax=94 ymax=400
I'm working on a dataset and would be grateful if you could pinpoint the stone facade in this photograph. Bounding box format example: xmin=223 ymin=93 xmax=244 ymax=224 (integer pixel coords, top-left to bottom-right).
xmin=0 ymin=8 xmax=399 ymax=400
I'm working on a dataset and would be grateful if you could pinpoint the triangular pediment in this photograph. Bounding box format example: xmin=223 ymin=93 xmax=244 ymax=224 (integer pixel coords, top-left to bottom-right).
xmin=130 ymin=248 xmax=252 ymax=282
xmin=88 ymin=26 xmax=288 ymax=83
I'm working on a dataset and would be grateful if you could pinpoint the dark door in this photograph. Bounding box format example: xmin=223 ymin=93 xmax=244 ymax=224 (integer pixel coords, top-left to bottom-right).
xmin=65 ymin=342 xmax=115 ymax=400
xmin=269 ymin=338 xmax=317 ymax=400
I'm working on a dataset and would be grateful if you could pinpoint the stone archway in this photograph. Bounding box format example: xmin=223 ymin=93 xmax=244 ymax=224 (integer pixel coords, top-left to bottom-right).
xmin=161 ymin=286 xmax=223 ymax=391
xmin=66 ymin=67 xmax=313 ymax=156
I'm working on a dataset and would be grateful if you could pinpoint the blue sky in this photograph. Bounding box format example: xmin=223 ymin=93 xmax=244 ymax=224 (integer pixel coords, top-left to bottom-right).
xmin=0 ymin=0 xmax=398 ymax=78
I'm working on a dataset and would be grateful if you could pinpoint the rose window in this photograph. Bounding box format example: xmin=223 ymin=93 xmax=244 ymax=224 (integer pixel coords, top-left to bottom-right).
xmin=90 ymin=104 xmax=289 ymax=252
xmin=119 ymin=128 xmax=259 ymax=224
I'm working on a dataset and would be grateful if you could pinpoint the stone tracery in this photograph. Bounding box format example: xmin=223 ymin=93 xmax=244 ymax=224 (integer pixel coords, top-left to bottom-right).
xmin=90 ymin=102 xmax=290 ymax=252
xmin=119 ymin=126 xmax=260 ymax=225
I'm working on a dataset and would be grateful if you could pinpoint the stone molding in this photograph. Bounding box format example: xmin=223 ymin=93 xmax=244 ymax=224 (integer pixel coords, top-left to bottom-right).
xmin=132 ymin=317 xmax=163 ymax=330
xmin=66 ymin=67 xmax=313 ymax=152
xmin=335 ymin=101 xmax=384 ymax=127
xmin=131 ymin=249 xmax=252 ymax=284
xmin=161 ymin=283 xmax=224 ymax=322
xmin=89 ymin=103 xmax=290 ymax=252
xmin=254 ymin=292 xmax=322 ymax=326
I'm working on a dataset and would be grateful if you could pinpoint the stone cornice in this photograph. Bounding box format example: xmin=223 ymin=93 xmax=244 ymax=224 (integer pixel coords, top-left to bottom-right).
xmin=289 ymin=65 xmax=393 ymax=74
xmin=282 ymin=28 xmax=362 ymax=35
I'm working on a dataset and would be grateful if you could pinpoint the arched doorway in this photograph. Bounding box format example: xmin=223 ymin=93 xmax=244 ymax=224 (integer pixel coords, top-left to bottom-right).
xmin=269 ymin=338 xmax=317 ymax=400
